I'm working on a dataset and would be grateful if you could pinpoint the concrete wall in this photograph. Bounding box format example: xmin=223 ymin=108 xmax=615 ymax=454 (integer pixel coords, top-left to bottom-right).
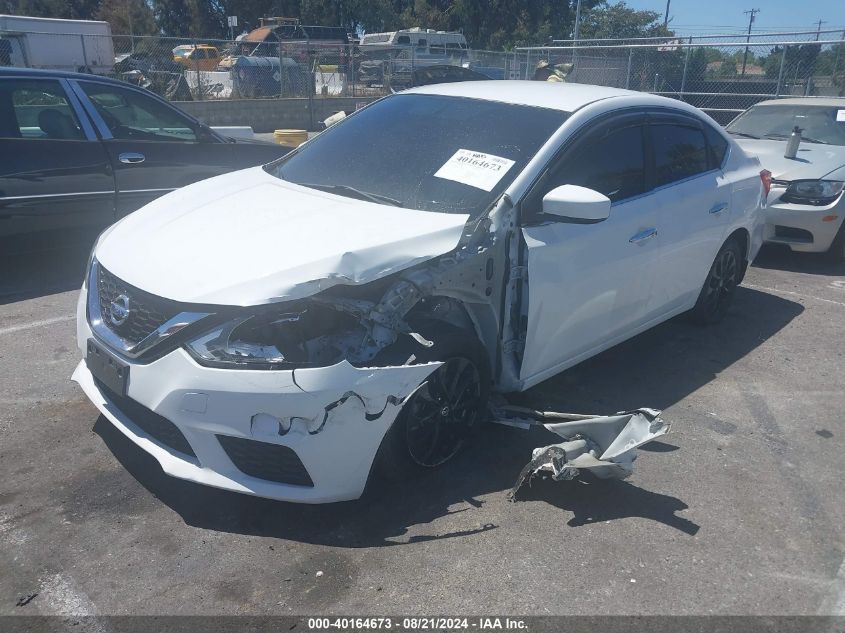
xmin=174 ymin=97 xmax=380 ymax=132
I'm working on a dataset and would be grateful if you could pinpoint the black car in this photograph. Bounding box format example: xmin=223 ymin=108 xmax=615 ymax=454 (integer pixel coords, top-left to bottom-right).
xmin=0 ymin=67 xmax=291 ymax=243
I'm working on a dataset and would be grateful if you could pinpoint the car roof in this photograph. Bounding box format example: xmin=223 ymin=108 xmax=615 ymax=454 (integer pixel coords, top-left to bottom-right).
xmin=403 ymin=80 xmax=668 ymax=112
xmin=0 ymin=66 xmax=129 ymax=84
xmin=754 ymin=97 xmax=845 ymax=108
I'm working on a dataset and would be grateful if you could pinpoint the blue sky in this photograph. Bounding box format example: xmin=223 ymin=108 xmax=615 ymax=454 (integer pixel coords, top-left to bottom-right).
xmin=623 ymin=0 xmax=845 ymax=35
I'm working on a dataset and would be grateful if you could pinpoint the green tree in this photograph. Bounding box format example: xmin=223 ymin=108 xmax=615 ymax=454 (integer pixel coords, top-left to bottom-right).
xmin=4 ymin=0 xmax=101 ymax=20
xmin=577 ymin=1 xmax=670 ymax=41
xmin=96 ymin=0 xmax=157 ymax=35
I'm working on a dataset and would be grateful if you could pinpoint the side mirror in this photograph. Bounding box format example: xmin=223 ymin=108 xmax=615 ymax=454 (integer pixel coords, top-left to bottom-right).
xmin=542 ymin=184 xmax=611 ymax=222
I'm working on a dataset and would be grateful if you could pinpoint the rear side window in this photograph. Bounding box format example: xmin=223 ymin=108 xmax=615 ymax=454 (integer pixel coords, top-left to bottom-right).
xmin=704 ymin=124 xmax=729 ymax=168
xmin=0 ymin=78 xmax=84 ymax=140
xmin=651 ymin=123 xmax=709 ymax=187
xmin=542 ymin=124 xmax=647 ymax=203
xmin=79 ymin=82 xmax=197 ymax=142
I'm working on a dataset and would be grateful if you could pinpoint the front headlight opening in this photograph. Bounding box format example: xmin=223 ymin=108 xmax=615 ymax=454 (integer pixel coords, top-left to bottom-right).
xmin=781 ymin=180 xmax=844 ymax=206
xmin=184 ymin=304 xmax=364 ymax=369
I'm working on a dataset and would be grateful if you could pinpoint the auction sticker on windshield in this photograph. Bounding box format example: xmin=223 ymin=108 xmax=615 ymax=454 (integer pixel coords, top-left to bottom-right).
xmin=434 ymin=149 xmax=515 ymax=192
xmin=837 ymin=110 xmax=845 ymax=122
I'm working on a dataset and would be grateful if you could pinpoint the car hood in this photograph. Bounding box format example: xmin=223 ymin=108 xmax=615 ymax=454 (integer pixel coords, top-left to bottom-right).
xmin=95 ymin=167 xmax=469 ymax=306
xmin=733 ymin=138 xmax=845 ymax=181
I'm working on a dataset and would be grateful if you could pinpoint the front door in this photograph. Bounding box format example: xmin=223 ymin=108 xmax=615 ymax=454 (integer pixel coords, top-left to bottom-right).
xmin=518 ymin=114 xmax=660 ymax=385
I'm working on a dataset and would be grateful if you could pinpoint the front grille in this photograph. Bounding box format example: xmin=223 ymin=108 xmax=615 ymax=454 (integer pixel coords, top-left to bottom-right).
xmin=217 ymin=435 xmax=314 ymax=487
xmin=97 ymin=266 xmax=181 ymax=346
xmin=95 ymin=378 xmax=197 ymax=458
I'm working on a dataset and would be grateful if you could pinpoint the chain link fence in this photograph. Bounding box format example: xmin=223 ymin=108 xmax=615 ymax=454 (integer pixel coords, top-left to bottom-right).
xmin=1 ymin=28 xmax=843 ymax=124
xmin=518 ymin=29 xmax=845 ymax=124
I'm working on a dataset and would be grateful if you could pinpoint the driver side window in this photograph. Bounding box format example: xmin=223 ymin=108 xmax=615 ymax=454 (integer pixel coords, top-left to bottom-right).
xmin=523 ymin=120 xmax=647 ymax=220
xmin=78 ymin=82 xmax=198 ymax=142
xmin=548 ymin=123 xmax=646 ymax=203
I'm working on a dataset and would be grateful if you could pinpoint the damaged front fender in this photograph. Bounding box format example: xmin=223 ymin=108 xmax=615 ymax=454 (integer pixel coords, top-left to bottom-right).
xmin=290 ymin=359 xmax=443 ymax=435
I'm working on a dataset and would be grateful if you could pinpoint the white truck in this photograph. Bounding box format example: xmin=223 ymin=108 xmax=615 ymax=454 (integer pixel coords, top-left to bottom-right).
xmin=0 ymin=15 xmax=115 ymax=75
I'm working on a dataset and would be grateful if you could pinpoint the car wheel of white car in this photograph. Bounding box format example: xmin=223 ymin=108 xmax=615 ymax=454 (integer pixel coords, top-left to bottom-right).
xmin=688 ymin=239 xmax=743 ymax=325
xmin=373 ymin=325 xmax=490 ymax=478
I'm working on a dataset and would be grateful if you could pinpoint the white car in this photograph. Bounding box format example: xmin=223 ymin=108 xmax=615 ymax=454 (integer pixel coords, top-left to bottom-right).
xmin=72 ymin=81 xmax=766 ymax=503
xmin=727 ymin=98 xmax=845 ymax=259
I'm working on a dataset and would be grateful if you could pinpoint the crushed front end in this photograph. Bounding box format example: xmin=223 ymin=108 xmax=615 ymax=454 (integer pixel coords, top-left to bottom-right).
xmin=73 ymin=259 xmax=445 ymax=503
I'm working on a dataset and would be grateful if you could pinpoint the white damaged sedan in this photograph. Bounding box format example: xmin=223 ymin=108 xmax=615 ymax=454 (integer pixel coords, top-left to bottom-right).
xmin=73 ymin=81 xmax=767 ymax=503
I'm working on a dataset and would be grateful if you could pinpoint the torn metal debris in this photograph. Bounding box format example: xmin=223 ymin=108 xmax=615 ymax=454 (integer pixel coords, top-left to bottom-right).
xmin=503 ymin=407 xmax=670 ymax=500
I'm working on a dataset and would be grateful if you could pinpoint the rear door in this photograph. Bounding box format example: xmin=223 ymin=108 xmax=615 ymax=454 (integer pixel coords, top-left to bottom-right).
xmin=70 ymin=79 xmax=285 ymax=217
xmin=645 ymin=113 xmax=733 ymax=316
xmin=0 ymin=76 xmax=114 ymax=239
xmin=519 ymin=113 xmax=661 ymax=383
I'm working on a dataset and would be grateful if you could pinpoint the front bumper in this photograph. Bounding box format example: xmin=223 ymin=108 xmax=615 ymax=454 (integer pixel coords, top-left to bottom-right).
xmin=762 ymin=190 xmax=844 ymax=253
xmin=72 ymin=290 xmax=441 ymax=503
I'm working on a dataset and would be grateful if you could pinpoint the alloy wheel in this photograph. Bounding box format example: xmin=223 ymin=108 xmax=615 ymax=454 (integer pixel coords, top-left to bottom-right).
xmin=702 ymin=248 xmax=738 ymax=318
xmin=404 ymin=357 xmax=482 ymax=468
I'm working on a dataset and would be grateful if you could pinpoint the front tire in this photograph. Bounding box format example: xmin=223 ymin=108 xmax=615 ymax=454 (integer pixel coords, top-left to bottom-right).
xmin=688 ymin=239 xmax=743 ymax=325
xmin=373 ymin=325 xmax=490 ymax=479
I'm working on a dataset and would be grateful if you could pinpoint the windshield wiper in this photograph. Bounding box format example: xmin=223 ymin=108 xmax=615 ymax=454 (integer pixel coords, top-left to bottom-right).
xmin=799 ymin=136 xmax=831 ymax=145
xmin=762 ymin=132 xmax=830 ymax=145
xmin=728 ymin=131 xmax=760 ymax=139
xmin=297 ymin=183 xmax=403 ymax=207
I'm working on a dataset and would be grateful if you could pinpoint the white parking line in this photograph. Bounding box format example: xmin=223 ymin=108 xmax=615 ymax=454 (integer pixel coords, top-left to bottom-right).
xmin=0 ymin=314 xmax=75 ymax=336
xmin=744 ymin=283 xmax=845 ymax=308
xmin=820 ymin=556 xmax=845 ymax=615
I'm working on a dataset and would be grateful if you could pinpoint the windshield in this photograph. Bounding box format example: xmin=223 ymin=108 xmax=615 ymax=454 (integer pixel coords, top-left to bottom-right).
xmin=727 ymin=104 xmax=845 ymax=145
xmin=265 ymin=94 xmax=568 ymax=217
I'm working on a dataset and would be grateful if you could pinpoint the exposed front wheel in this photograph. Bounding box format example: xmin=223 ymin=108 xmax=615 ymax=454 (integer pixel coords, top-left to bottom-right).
xmin=404 ymin=356 xmax=483 ymax=467
xmin=373 ymin=325 xmax=490 ymax=479
xmin=688 ymin=239 xmax=743 ymax=325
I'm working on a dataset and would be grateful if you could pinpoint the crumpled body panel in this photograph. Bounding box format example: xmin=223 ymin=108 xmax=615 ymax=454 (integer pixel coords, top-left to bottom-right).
xmin=95 ymin=167 xmax=470 ymax=306
xmin=509 ymin=409 xmax=669 ymax=498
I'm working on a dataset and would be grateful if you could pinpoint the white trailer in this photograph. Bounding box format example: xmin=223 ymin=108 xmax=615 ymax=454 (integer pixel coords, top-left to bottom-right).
xmin=0 ymin=15 xmax=115 ymax=75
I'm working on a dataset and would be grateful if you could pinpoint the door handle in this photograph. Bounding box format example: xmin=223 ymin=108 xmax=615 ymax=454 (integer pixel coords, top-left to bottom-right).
xmin=709 ymin=202 xmax=728 ymax=215
xmin=629 ymin=227 xmax=658 ymax=244
xmin=118 ymin=152 xmax=145 ymax=164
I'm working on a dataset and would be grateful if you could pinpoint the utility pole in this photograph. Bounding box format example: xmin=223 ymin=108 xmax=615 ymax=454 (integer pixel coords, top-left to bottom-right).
xmin=126 ymin=0 xmax=134 ymax=53
xmin=814 ymin=19 xmax=826 ymax=41
xmin=741 ymin=8 xmax=760 ymax=76
xmin=664 ymin=0 xmax=671 ymax=28
xmin=573 ymin=0 xmax=583 ymax=42
xmin=572 ymin=0 xmax=583 ymax=69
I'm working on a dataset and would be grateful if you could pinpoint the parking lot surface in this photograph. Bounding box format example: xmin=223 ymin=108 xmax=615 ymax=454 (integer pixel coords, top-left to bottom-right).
xmin=1 ymin=239 xmax=843 ymax=616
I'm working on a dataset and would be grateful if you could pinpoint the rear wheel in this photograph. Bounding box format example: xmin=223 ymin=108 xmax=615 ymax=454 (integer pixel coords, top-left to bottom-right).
xmin=688 ymin=239 xmax=743 ymax=325
xmin=373 ymin=324 xmax=490 ymax=478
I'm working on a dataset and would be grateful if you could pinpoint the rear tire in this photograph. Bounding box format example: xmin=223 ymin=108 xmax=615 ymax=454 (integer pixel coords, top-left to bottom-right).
xmin=688 ymin=239 xmax=743 ymax=325
xmin=373 ymin=324 xmax=491 ymax=480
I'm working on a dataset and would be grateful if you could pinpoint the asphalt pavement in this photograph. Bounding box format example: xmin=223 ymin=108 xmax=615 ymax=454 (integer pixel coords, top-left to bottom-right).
xmin=1 ymin=238 xmax=843 ymax=616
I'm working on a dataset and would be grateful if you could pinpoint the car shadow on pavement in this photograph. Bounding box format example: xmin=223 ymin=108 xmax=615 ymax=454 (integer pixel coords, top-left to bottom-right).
xmin=514 ymin=286 xmax=804 ymax=416
xmin=512 ymin=476 xmax=700 ymax=535
xmin=751 ymin=243 xmax=845 ymax=276
xmin=0 ymin=232 xmax=95 ymax=304
xmin=93 ymin=283 xmax=802 ymax=548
